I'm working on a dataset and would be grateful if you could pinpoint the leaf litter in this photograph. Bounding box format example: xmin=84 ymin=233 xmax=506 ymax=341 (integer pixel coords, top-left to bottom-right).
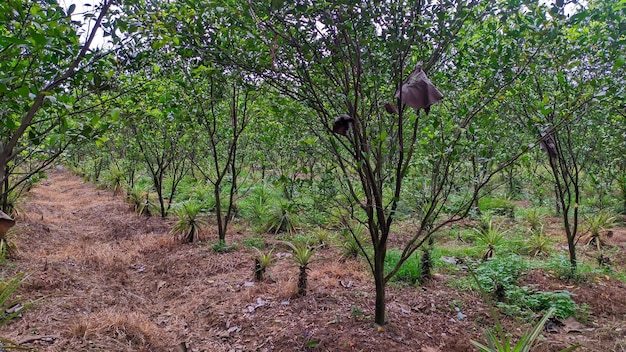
xmin=1 ymin=170 xmax=625 ymax=351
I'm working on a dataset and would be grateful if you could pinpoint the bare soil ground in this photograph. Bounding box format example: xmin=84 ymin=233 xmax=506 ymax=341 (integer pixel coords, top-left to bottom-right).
xmin=2 ymin=170 xmax=625 ymax=351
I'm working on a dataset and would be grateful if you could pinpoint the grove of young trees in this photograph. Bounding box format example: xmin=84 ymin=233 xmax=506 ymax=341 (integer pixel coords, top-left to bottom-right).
xmin=2 ymin=0 xmax=625 ymax=334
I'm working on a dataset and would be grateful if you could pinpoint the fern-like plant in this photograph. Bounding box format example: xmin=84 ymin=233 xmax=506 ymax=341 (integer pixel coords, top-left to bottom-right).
xmin=582 ymin=210 xmax=617 ymax=250
xmin=473 ymin=216 xmax=508 ymax=260
xmin=126 ymin=185 xmax=154 ymax=216
xmin=339 ymin=224 xmax=367 ymax=259
xmin=525 ymin=226 xmax=551 ymax=257
xmin=253 ymin=248 xmax=275 ymax=281
xmin=283 ymin=240 xmax=318 ymax=296
xmin=260 ymin=200 xmax=298 ymax=235
xmin=170 ymin=201 xmax=208 ymax=243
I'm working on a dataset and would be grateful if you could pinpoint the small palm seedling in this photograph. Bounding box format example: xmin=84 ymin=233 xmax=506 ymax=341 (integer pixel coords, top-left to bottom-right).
xmin=260 ymin=200 xmax=299 ymax=236
xmin=519 ymin=207 xmax=546 ymax=232
xmin=253 ymin=247 xmax=275 ymax=281
xmin=170 ymin=201 xmax=208 ymax=243
xmin=472 ymin=215 xmax=508 ymax=260
xmin=106 ymin=164 xmax=124 ymax=196
xmin=524 ymin=226 xmax=551 ymax=257
xmin=582 ymin=210 xmax=617 ymax=250
xmin=283 ymin=240 xmax=318 ymax=297
xmin=339 ymin=223 xmax=367 ymax=259
xmin=126 ymin=185 xmax=154 ymax=216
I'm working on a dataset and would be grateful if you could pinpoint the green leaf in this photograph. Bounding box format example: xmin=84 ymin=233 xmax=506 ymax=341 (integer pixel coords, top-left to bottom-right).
xmin=304 ymin=339 xmax=320 ymax=348
xmin=0 ymin=36 xmax=30 ymax=46
xmin=613 ymin=56 xmax=625 ymax=72
xmin=48 ymin=134 xmax=62 ymax=145
xmin=110 ymin=108 xmax=120 ymax=121
xmin=31 ymin=33 xmax=48 ymax=46
xmin=17 ymin=86 xmax=30 ymax=98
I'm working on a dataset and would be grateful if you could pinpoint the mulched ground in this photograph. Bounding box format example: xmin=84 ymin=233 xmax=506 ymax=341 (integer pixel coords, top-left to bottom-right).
xmin=1 ymin=169 xmax=625 ymax=351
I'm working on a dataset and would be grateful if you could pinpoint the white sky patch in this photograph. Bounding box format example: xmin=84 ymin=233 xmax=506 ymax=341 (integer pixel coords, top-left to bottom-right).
xmin=59 ymin=0 xmax=108 ymax=49
xmin=539 ymin=0 xmax=588 ymax=15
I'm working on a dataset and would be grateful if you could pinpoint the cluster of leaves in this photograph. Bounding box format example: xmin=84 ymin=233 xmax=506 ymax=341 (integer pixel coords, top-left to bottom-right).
xmin=0 ymin=272 xmax=29 ymax=328
xmin=502 ymin=286 xmax=581 ymax=319
xmin=473 ymin=255 xmax=528 ymax=300
xmin=472 ymin=255 xmax=581 ymax=320
xmin=169 ymin=201 xmax=208 ymax=243
xmin=472 ymin=307 xmax=579 ymax=352
xmin=385 ymin=249 xmax=424 ymax=286
xmin=471 ymin=214 xmax=510 ymax=260
xmin=253 ymin=247 xmax=275 ymax=282
xmin=283 ymin=240 xmax=319 ymax=297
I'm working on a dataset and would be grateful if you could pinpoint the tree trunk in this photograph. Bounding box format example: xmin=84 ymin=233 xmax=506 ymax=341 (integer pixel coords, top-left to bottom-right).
xmin=215 ymin=183 xmax=225 ymax=243
xmin=1 ymin=162 xmax=7 ymax=213
xmin=297 ymin=265 xmax=308 ymax=297
xmin=254 ymin=259 xmax=263 ymax=281
xmin=566 ymin=230 xmax=577 ymax=270
xmin=554 ymin=184 xmax=561 ymax=215
xmin=374 ymin=248 xmax=386 ymax=325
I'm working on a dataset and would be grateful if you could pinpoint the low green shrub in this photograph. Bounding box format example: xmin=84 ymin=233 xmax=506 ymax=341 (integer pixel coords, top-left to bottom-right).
xmin=385 ymin=249 xmax=423 ymax=286
xmin=243 ymin=236 xmax=267 ymax=249
xmin=502 ymin=285 xmax=581 ymax=319
xmin=473 ymin=255 xmax=528 ymax=300
xmin=479 ymin=197 xmax=515 ymax=218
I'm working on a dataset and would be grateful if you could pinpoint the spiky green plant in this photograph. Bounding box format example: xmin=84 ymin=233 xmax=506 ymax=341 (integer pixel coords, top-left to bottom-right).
xmin=582 ymin=210 xmax=617 ymax=250
xmin=0 ymin=272 xmax=31 ymax=350
xmin=260 ymin=200 xmax=298 ymax=235
xmin=0 ymin=272 xmax=29 ymax=328
xmin=283 ymin=240 xmax=317 ymax=296
xmin=106 ymin=163 xmax=124 ymax=196
xmin=519 ymin=207 xmax=546 ymax=232
xmin=253 ymin=248 xmax=275 ymax=281
xmin=170 ymin=201 xmax=208 ymax=243
xmin=0 ymin=228 xmax=18 ymax=261
xmin=524 ymin=226 xmax=551 ymax=257
xmin=126 ymin=185 xmax=151 ymax=216
xmin=473 ymin=216 xmax=508 ymax=260
xmin=339 ymin=223 xmax=367 ymax=259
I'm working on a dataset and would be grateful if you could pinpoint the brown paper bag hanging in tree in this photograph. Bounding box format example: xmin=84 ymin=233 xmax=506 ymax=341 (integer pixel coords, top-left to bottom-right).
xmin=394 ymin=62 xmax=443 ymax=113
xmin=332 ymin=114 xmax=355 ymax=136
xmin=0 ymin=210 xmax=15 ymax=236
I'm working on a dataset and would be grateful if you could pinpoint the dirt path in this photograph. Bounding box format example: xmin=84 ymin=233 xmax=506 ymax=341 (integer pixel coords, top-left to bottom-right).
xmin=4 ymin=170 xmax=179 ymax=350
xmin=2 ymin=170 xmax=625 ymax=351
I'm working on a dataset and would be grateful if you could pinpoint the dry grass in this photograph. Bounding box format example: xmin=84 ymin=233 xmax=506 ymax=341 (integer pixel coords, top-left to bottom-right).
xmin=1 ymin=170 xmax=626 ymax=352
xmin=68 ymin=310 xmax=170 ymax=351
